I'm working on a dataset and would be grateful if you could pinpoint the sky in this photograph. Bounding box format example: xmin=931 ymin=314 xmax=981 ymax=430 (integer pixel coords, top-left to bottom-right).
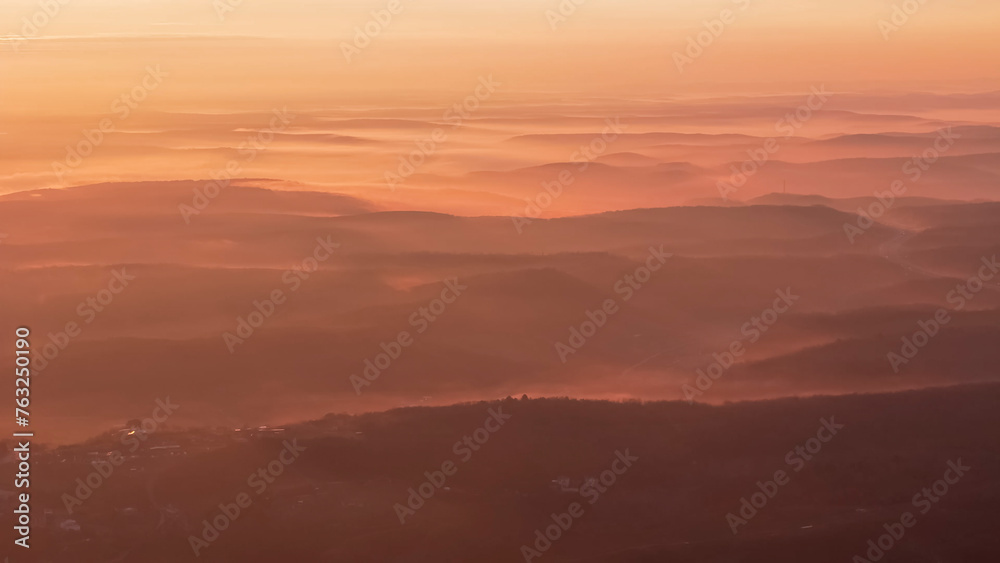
xmin=1 ymin=0 xmax=998 ymax=116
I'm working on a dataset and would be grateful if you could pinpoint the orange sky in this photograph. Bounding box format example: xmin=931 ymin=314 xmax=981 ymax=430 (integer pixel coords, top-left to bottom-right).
xmin=1 ymin=0 xmax=998 ymax=114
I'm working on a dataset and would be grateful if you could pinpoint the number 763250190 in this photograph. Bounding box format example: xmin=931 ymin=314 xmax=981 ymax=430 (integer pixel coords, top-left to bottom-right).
xmin=15 ymin=327 xmax=30 ymax=425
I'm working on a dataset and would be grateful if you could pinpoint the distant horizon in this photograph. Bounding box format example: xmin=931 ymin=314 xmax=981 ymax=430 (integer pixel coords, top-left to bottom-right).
xmin=37 ymin=380 xmax=1000 ymax=448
